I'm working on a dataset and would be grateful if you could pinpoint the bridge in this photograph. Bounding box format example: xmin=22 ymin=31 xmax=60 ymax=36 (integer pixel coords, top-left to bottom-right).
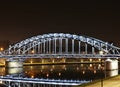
xmin=0 ymin=33 xmax=119 ymax=68
xmin=0 ymin=33 xmax=120 ymax=86
xmin=0 ymin=33 xmax=120 ymax=58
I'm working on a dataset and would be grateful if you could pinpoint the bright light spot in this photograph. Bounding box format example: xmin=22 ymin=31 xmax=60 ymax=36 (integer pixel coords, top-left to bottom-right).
xmin=99 ymin=58 xmax=101 ymax=61
xmin=99 ymin=51 xmax=104 ymax=55
xmin=0 ymin=47 xmax=4 ymax=51
xmin=31 ymin=50 xmax=35 ymax=54
xmin=90 ymin=64 xmax=92 ymax=67
xmin=0 ymin=80 xmax=2 ymax=84
xmin=31 ymin=75 xmax=34 ymax=78
xmin=58 ymin=73 xmax=61 ymax=76
xmin=46 ymin=74 xmax=49 ymax=77
xmin=90 ymin=59 xmax=92 ymax=62
xmin=94 ymin=70 xmax=96 ymax=74
xmin=83 ymin=71 xmax=85 ymax=74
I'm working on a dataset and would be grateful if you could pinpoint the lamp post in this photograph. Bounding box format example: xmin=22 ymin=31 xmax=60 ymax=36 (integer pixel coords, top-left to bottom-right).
xmin=99 ymin=51 xmax=104 ymax=87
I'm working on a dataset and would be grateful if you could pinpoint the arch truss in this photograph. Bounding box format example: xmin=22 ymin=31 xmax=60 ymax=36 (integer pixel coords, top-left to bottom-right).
xmin=3 ymin=33 xmax=120 ymax=56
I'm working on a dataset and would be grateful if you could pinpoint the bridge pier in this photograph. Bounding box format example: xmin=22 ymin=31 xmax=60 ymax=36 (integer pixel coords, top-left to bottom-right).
xmin=6 ymin=59 xmax=23 ymax=68
xmin=105 ymin=58 xmax=118 ymax=77
xmin=105 ymin=58 xmax=118 ymax=71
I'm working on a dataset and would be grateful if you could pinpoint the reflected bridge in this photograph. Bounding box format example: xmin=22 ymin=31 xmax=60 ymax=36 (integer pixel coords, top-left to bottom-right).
xmin=0 ymin=76 xmax=90 ymax=86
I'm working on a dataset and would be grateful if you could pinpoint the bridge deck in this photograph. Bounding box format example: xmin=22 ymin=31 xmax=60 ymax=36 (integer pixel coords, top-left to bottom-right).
xmin=0 ymin=54 xmax=120 ymax=59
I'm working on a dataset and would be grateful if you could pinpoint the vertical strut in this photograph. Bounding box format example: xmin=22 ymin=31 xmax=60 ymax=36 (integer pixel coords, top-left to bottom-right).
xmin=43 ymin=40 xmax=45 ymax=53
xmin=85 ymin=43 xmax=87 ymax=54
xmin=54 ymin=38 xmax=56 ymax=54
xmin=79 ymin=41 xmax=81 ymax=54
xmin=72 ymin=39 xmax=74 ymax=54
xmin=49 ymin=39 xmax=51 ymax=53
xmin=65 ymin=38 xmax=68 ymax=54
xmin=59 ymin=38 xmax=62 ymax=53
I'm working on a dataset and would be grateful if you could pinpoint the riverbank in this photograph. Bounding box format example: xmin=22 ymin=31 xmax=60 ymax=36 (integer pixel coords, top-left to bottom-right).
xmin=76 ymin=75 xmax=120 ymax=87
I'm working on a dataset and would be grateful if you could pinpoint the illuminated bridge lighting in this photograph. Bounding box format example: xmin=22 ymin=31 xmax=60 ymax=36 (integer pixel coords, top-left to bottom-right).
xmin=0 ymin=33 xmax=119 ymax=59
xmin=0 ymin=76 xmax=91 ymax=86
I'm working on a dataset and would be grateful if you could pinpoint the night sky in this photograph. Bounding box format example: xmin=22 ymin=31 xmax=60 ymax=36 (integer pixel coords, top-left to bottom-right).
xmin=0 ymin=1 xmax=120 ymax=46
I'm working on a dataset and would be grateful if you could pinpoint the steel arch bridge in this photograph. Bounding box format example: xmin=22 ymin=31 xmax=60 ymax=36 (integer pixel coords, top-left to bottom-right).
xmin=1 ymin=33 xmax=120 ymax=58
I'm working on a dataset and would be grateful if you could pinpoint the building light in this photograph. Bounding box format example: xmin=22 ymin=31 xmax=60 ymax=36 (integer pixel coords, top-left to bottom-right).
xmin=0 ymin=47 xmax=4 ymax=51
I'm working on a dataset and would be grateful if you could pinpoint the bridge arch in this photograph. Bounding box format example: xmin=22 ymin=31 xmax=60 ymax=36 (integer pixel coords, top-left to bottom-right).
xmin=3 ymin=33 xmax=120 ymax=55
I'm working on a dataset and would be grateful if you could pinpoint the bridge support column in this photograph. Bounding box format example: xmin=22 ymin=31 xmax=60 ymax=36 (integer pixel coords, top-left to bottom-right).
xmin=6 ymin=59 xmax=23 ymax=68
xmin=105 ymin=58 xmax=118 ymax=77
xmin=105 ymin=58 xmax=118 ymax=71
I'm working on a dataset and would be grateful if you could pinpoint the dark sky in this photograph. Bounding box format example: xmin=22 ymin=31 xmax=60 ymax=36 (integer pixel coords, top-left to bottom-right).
xmin=0 ymin=1 xmax=120 ymax=46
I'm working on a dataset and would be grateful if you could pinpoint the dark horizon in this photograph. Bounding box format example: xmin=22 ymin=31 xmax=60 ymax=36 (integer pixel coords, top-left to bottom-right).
xmin=0 ymin=1 xmax=120 ymax=47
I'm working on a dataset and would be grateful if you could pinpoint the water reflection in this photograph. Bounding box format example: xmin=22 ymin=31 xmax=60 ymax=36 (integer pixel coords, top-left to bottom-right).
xmin=0 ymin=63 xmax=119 ymax=87
xmin=106 ymin=70 xmax=118 ymax=77
xmin=7 ymin=68 xmax=23 ymax=75
xmin=23 ymin=64 xmax=105 ymax=81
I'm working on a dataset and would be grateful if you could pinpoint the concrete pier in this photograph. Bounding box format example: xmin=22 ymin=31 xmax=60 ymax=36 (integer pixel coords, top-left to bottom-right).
xmin=6 ymin=60 xmax=23 ymax=68
xmin=105 ymin=59 xmax=118 ymax=71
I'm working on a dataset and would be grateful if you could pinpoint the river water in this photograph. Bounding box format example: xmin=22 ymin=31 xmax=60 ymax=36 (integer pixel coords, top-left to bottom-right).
xmin=0 ymin=63 xmax=120 ymax=87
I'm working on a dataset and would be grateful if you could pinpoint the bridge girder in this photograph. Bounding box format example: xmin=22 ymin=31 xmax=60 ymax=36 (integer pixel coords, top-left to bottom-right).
xmin=2 ymin=33 xmax=120 ymax=55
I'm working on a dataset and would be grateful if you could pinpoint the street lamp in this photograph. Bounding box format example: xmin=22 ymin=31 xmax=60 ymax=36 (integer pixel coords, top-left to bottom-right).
xmin=0 ymin=47 xmax=4 ymax=51
xmin=99 ymin=50 xmax=104 ymax=87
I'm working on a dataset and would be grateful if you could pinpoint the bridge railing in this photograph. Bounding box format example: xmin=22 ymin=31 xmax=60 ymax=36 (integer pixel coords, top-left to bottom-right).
xmin=0 ymin=54 xmax=120 ymax=59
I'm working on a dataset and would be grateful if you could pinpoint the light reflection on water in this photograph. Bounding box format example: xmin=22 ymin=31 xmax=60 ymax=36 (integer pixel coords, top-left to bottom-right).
xmin=23 ymin=64 xmax=104 ymax=80
xmin=0 ymin=63 xmax=119 ymax=87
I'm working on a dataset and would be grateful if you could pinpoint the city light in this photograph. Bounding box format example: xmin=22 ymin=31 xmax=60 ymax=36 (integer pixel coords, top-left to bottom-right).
xmin=0 ymin=80 xmax=2 ymax=84
xmin=58 ymin=72 xmax=61 ymax=76
xmin=0 ymin=33 xmax=119 ymax=87
xmin=99 ymin=51 xmax=104 ymax=55
xmin=31 ymin=50 xmax=35 ymax=54
xmin=0 ymin=47 xmax=3 ymax=51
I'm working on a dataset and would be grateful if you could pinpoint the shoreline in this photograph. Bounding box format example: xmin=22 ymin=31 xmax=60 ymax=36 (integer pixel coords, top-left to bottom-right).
xmin=76 ymin=75 xmax=120 ymax=87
